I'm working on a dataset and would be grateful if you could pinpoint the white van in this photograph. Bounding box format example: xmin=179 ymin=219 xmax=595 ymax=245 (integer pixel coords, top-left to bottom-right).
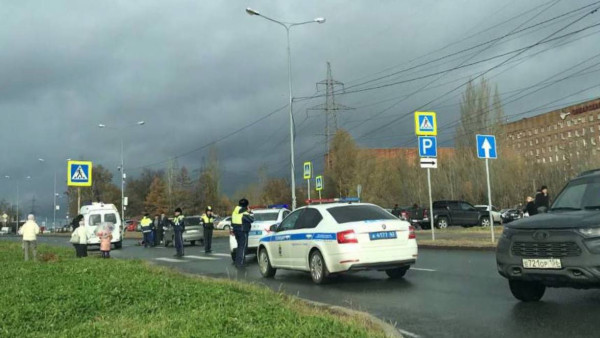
xmin=80 ymin=203 xmax=123 ymax=249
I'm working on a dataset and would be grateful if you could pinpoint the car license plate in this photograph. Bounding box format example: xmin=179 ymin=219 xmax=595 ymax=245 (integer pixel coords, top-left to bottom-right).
xmin=369 ymin=231 xmax=397 ymax=240
xmin=522 ymin=258 xmax=562 ymax=269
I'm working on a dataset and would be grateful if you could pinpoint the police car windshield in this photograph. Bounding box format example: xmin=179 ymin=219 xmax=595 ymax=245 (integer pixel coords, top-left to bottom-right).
xmin=328 ymin=205 xmax=397 ymax=224
xmin=253 ymin=212 xmax=279 ymax=222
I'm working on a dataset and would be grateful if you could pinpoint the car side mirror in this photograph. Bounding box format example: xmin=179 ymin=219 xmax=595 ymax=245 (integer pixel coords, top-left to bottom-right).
xmin=269 ymin=224 xmax=278 ymax=232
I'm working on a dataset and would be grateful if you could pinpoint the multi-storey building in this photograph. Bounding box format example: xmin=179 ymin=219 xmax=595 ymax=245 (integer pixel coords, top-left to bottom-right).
xmin=504 ymin=98 xmax=600 ymax=163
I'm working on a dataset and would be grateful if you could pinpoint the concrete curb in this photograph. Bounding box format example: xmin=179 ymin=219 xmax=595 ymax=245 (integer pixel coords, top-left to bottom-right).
xmin=302 ymin=299 xmax=403 ymax=338
xmin=419 ymin=244 xmax=496 ymax=252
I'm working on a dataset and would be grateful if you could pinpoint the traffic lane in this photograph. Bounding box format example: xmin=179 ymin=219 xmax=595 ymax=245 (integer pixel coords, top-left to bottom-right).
xmin=7 ymin=236 xmax=600 ymax=337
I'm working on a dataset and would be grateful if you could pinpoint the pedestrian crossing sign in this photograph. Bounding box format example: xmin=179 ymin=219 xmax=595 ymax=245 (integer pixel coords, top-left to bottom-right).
xmin=415 ymin=111 xmax=437 ymax=136
xmin=67 ymin=160 xmax=93 ymax=187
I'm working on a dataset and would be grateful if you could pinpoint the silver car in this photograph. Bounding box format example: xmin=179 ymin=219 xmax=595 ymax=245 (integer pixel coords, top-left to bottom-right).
xmin=163 ymin=215 xmax=204 ymax=247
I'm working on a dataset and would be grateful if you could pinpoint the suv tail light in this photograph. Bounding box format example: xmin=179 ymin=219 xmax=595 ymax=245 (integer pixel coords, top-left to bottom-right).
xmin=337 ymin=230 xmax=358 ymax=244
xmin=408 ymin=226 xmax=416 ymax=239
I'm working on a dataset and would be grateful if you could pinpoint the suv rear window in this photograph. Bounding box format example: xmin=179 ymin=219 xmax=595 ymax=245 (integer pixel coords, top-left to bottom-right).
xmin=327 ymin=205 xmax=397 ymax=224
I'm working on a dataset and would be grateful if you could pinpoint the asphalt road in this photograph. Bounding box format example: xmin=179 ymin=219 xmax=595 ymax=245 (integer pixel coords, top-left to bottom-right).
xmin=5 ymin=235 xmax=600 ymax=338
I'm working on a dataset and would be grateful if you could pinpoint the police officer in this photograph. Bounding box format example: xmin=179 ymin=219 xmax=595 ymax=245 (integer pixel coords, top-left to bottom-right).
xmin=173 ymin=207 xmax=185 ymax=257
xmin=201 ymin=206 xmax=215 ymax=254
xmin=140 ymin=214 xmax=153 ymax=248
xmin=231 ymin=198 xmax=254 ymax=268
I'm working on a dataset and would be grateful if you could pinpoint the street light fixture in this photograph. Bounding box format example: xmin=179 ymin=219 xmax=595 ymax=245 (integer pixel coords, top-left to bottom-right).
xmin=246 ymin=8 xmax=326 ymax=209
xmin=98 ymin=121 xmax=146 ymax=222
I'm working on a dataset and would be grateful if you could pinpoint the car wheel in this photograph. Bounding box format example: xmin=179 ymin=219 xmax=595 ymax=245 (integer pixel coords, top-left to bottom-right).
xmin=190 ymin=241 xmax=196 ymax=246
xmin=309 ymin=250 xmax=330 ymax=284
xmin=385 ymin=266 xmax=409 ymax=279
xmin=480 ymin=216 xmax=491 ymax=227
xmin=436 ymin=217 xmax=449 ymax=229
xmin=258 ymin=247 xmax=276 ymax=278
xmin=509 ymin=280 xmax=546 ymax=302
xmin=231 ymin=249 xmax=236 ymax=262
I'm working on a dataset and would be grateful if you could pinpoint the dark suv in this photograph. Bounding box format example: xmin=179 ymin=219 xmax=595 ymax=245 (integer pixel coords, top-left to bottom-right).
xmin=497 ymin=169 xmax=600 ymax=302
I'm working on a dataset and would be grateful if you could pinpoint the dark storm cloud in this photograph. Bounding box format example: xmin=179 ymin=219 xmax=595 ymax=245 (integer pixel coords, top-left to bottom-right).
xmin=1 ymin=0 xmax=599 ymax=220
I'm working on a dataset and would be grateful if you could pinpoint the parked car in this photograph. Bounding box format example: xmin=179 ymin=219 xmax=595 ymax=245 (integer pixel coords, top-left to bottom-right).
xmin=474 ymin=205 xmax=502 ymax=224
xmin=163 ymin=215 xmax=204 ymax=247
xmin=215 ymin=216 xmax=232 ymax=230
xmin=497 ymin=169 xmax=600 ymax=302
xmin=125 ymin=219 xmax=139 ymax=232
xmin=431 ymin=200 xmax=490 ymax=228
xmin=500 ymin=209 xmax=521 ymax=223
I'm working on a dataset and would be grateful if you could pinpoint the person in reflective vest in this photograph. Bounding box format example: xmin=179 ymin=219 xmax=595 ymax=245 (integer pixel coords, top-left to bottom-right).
xmin=231 ymin=198 xmax=254 ymax=268
xmin=173 ymin=208 xmax=185 ymax=257
xmin=140 ymin=214 xmax=153 ymax=248
xmin=201 ymin=206 xmax=215 ymax=254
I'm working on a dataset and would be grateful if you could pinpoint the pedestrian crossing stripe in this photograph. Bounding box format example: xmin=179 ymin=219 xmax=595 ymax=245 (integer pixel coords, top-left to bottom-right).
xmin=414 ymin=111 xmax=437 ymax=136
xmin=67 ymin=160 xmax=93 ymax=187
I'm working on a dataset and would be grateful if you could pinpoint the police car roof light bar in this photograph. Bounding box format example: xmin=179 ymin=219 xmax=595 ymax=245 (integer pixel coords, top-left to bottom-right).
xmin=306 ymin=197 xmax=360 ymax=205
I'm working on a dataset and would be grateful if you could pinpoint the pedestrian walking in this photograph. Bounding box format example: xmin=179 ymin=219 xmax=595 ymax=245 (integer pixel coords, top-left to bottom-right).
xmin=153 ymin=215 xmax=160 ymax=246
xmin=71 ymin=220 xmax=88 ymax=258
xmin=18 ymin=214 xmax=40 ymax=262
xmin=231 ymin=198 xmax=254 ymax=268
xmin=173 ymin=208 xmax=185 ymax=257
xmin=523 ymin=196 xmax=537 ymax=217
xmin=535 ymin=185 xmax=550 ymax=213
xmin=99 ymin=228 xmax=113 ymax=258
xmin=140 ymin=214 xmax=153 ymax=248
xmin=157 ymin=212 xmax=168 ymax=245
xmin=201 ymin=206 xmax=215 ymax=253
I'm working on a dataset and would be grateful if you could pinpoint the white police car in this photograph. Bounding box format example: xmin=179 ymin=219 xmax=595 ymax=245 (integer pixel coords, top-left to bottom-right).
xmin=257 ymin=202 xmax=417 ymax=284
xmin=229 ymin=207 xmax=290 ymax=261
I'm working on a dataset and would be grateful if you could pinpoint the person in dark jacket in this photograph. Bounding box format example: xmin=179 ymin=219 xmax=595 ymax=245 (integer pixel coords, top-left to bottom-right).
xmin=391 ymin=204 xmax=401 ymax=218
xmin=535 ymin=186 xmax=550 ymax=213
xmin=201 ymin=206 xmax=215 ymax=254
xmin=173 ymin=208 xmax=185 ymax=258
xmin=153 ymin=215 xmax=160 ymax=246
xmin=157 ymin=212 xmax=168 ymax=245
xmin=524 ymin=196 xmax=537 ymax=216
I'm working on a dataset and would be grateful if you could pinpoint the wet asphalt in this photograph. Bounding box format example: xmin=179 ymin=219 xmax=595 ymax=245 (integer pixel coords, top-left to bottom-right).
xmin=4 ymin=235 xmax=600 ymax=338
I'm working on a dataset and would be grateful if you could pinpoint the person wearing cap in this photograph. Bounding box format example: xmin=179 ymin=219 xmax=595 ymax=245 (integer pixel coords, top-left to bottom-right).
xmin=201 ymin=206 xmax=216 ymax=254
xmin=18 ymin=214 xmax=40 ymax=262
xmin=231 ymin=198 xmax=254 ymax=268
xmin=140 ymin=214 xmax=153 ymax=248
xmin=173 ymin=207 xmax=185 ymax=257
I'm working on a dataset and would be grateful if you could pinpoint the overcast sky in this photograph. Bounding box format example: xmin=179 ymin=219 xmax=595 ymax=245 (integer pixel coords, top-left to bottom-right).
xmin=1 ymin=0 xmax=600 ymax=222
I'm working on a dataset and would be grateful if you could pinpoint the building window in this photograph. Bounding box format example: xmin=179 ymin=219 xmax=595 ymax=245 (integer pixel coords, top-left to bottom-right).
xmin=592 ymin=137 xmax=596 ymax=146
xmin=575 ymin=130 xmax=579 ymax=137
xmin=542 ymin=157 xmax=546 ymax=163
xmin=536 ymin=149 xmax=540 ymax=155
xmin=548 ymin=146 xmax=552 ymax=152
xmin=536 ymin=138 xmax=539 ymax=144
xmin=591 ymin=127 xmax=595 ymax=133
xmin=530 ymin=140 xmax=533 ymax=146
xmin=590 ymin=115 xmax=594 ymax=122
xmin=549 ymin=156 xmax=553 ymax=163
xmin=567 ymin=120 xmax=572 ymax=126
xmin=568 ymin=131 xmax=572 ymax=137
xmin=559 ymin=122 xmax=563 ymax=128
xmin=554 ymin=124 xmax=558 ymax=130
xmin=583 ymin=139 xmax=587 ymax=147
xmin=534 ymin=128 xmax=538 ymax=134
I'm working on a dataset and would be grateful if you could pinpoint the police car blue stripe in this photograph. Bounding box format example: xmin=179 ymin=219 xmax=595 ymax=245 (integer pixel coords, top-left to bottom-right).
xmin=260 ymin=232 xmax=336 ymax=243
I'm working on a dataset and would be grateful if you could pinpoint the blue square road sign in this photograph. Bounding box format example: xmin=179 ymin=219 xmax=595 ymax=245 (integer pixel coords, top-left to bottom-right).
xmin=476 ymin=135 xmax=497 ymax=159
xmin=418 ymin=136 xmax=437 ymax=157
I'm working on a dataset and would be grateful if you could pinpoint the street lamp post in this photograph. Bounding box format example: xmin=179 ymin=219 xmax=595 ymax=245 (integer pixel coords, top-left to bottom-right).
xmin=99 ymin=121 xmax=145 ymax=222
xmin=246 ymin=8 xmax=325 ymax=209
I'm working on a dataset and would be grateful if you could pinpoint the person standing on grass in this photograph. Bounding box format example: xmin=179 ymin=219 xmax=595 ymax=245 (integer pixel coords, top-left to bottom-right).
xmin=72 ymin=220 xmax=88 ymax=258
xmin=18 ymin=214 xmax=40 ymax=262
xmin=99 ymin=230 xmax=113 ymax=259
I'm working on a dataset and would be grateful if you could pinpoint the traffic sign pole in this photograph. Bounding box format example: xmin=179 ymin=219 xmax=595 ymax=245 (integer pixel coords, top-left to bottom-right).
xmin=485 ymin=158 xmax=494 ymax=242
xmin=307 ymin=179 xmax=311 ymax=201
xmin=427 ymin=168 xmax=435 ymax=240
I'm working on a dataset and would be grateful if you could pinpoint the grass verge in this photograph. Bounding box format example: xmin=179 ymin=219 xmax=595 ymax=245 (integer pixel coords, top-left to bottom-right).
xmin=0 ymin=242 xmax=385 ymax=337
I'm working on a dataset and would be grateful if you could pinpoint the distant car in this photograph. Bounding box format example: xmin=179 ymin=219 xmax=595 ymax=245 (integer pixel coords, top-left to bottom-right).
xmin=215 ymin=216 xmax=232 ymax=230
xmin=257 ymin=203 xmax=417 ymax=284
xmin=474 ymin=205 xmax=502 ymax=224
xmin=431 ymin=200 xmax=490 ymax=228
xmin=497 ymin=169 xmax=600 ymax=302
xmin=229 ymin=208 xmax=290 ymax=261
xmin=500 ymin=209 xmax=521 ymax=223
xmin=163 ymin=215 xmax=204 ymax=247
xmin=125 ymin=219 xmax=138 ymax=232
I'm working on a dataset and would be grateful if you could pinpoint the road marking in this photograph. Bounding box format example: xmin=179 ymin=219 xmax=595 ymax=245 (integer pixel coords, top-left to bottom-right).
xmin=412 ymin=268 xmax=436 ymax=272
xmin=156 ymin=258 xmax=189 ymax=263
xmin=186 ymin=255 xmax=220 ymax=260
xmin=398 ymin=329 xmax=421 ymax=338
xmin=210 ymin=253 xmax=231 ymax=258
